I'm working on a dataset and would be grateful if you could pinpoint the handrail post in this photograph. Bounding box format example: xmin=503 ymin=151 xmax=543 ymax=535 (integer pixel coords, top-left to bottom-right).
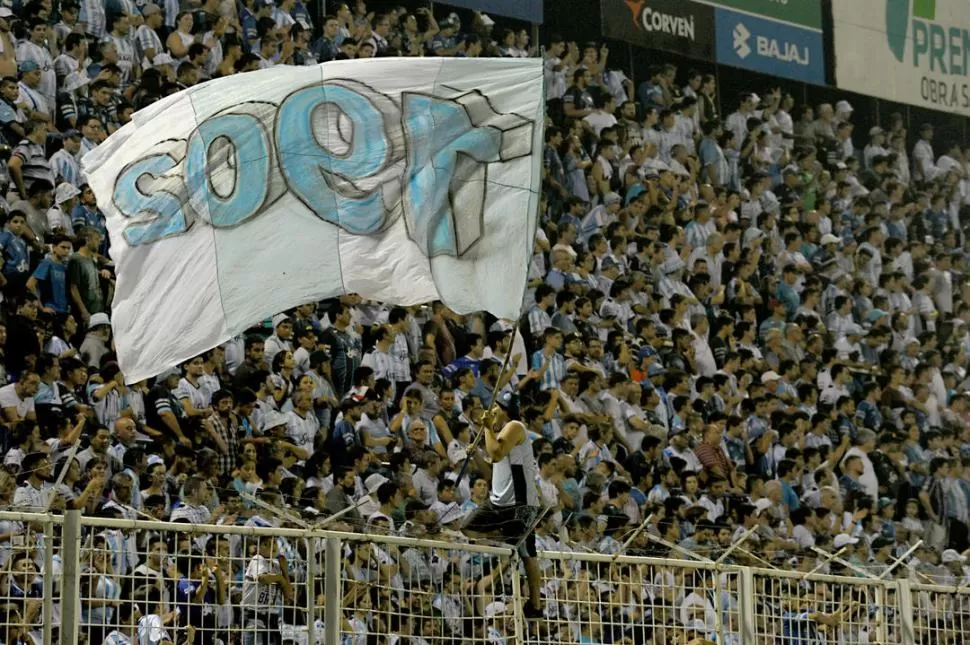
xmin=509 ymin=555 xmax=526 ymax=645
xmin=874 ymin=583 xmax=888 ymax=643
xmin=739 ymin=566 xmax=757 ymax=643
xmin=324 ymin=536 xmax=341 ymax=645
xmin=898 ymin=579 xmax=916 ymax=645
xmin=41 ymin=517 xmax=54 ymax=645
xmin=305 ymin=537 xmax=317 ymax=645
xmin=60 ymin=510 xmax=82 ymax=645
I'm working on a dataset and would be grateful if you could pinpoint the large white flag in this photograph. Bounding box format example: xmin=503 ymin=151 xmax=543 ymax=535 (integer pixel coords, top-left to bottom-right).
xmin=83 ymin=58 xmax=544 ymax=383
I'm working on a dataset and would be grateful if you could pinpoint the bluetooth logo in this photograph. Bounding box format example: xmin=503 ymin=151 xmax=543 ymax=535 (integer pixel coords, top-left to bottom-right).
xmin=733 ymin=22 xmax=751 ymax=58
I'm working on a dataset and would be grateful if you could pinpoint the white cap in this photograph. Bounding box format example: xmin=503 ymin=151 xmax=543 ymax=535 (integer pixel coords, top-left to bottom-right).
xmin=63 ymin=71 xmax=90 ymax=93
xmin=262 ymin=410 xmax=287 ymax=430
xmin=479 ymin=12 xmax=495 ymax=27
xmin=155 ymin=366 xmax=180 ymax=381
xmin=0 ymin=8 xmax=14 ymax=18
xmin=750 ymin=93 xmax=761 ymax=104
xmin=942 ymin=549 xmax=968 ymax=564
xmin=742 ymin=227 xmax=766 ymax=247
xmin=484 ymin=601 xmax=509 ymax=619
xmin=833 ymin=534 xmax=859 ymax=549
xmin=820 ymin=233 xmax=841 ymax=246
xmin=272 ymin=313 xmax=291 ymax=329
xmin=836 ymin=100 xmax=854 ymax=113
xmin=869 ymin=126 xmax=885 ymax=137
xmin=147 ymin=454 xmax=165 ymax=467
xmin=760 ymin=371 xmax=781 ymax=384
xmin=845 ymin=323 xmax=865 ymax=337
xmin=754 ymin=498 xmax=774 ymax=515
xmin=434 ymin=502 xmax=463 ymax=524
xmin=365 ymin=473 xmax=388 ymax=495
xmin=55 ymin=182 xmax=81 ymax=205
xmin=88 ymin=312 xmax=111 ymax=329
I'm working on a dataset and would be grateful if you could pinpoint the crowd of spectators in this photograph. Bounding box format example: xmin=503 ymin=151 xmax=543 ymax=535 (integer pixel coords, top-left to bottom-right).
xmin=0 ymin=0 xmax=968 ymax=642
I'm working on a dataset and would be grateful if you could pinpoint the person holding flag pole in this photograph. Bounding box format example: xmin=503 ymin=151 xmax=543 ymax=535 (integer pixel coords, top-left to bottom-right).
xmin=462 ymin=390 xmax=545 ymax=620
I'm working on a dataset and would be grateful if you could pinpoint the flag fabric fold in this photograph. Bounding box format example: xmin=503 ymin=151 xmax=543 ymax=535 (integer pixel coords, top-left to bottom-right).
xmin=82 ymin=58 xmax=545 ymax=383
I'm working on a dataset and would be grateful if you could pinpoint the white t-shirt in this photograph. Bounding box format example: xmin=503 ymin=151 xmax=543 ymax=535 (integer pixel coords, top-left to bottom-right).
xmin=137 ymin=613 xmax=169 ymax=645
xmin=286 ymin=409 xmax=319 ymax=457
xmin=242 ymin=554 xmax=282 ymax=614
xmin=175 ymin=377 xmax=210 ymax=411
xmin=0 ymin=384 xmax=34 ymax=419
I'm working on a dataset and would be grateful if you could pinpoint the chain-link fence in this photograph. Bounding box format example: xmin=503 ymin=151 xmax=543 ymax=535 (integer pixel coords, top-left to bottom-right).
xmin=750 ymin=567 xmax=894 ymax=644
xmin=0 ymin=510 xmax=962 ymax=645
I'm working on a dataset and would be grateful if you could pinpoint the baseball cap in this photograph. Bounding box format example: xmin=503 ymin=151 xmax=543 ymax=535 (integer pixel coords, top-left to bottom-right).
xmin=866 ymin=309 xmax=888 ymax=323
xmin=54 ymin=182 xmax=80 ymax=205
xmin=600 ymin=256 xmax=619 ymax=271
xmin=845 ymin=323 xmax=865 ymax=337
xmin=494 ymin=390 xmax=515 ymax=410
xmin=869 ymin=126 xmax=884 ymax=137
xmin=603 ymin=192 xmax=622 ymax=206
xmin=18 ymin=60 xmax=38 ymax=74
xmin=155 ymin=366 xmax=180 ymax=381
xmin=63 ymin=72 xmax=90 ymax=93
xmin=942 ymin=549 xmax=967 ymax=564
xmin=272 ymin=313 xmax=290 ymax=329
xmin=835 ymin=100 xmax=853 ymax=113
xmin=262 ymin=410 xmax=287 ymax=430
xmin=820 ymin=233 xmax=841 ymax=246
xmin=364 ymin=474 xmax=388 ymax=495
xmin=484 ymin=601 xmax=510 ymax=619
xmin=152 ymin=53 xmax=176 ymax=66
xmin=494 ymin=391 xmax=519 ymax=420
xmin=647 ymin=363 xmax=667 ymax=377
xmin=760 ymin=371 xmax=781 ymax=384
xmin=0 ymin=8 xmax=14 ymax=18
xmin=88 ymin=312 xmax=111 ymax=329
xmin=833 ymin=534 xmax=859 ymax=549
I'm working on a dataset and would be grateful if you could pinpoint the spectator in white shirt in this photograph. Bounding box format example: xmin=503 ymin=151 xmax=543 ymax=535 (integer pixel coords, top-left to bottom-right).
xmin=0 ymin=371 xmax=39 ymax=423
xmin=913 ymin=122 xmax=939 ymax=182
xmin=264 ymin=313 xmax=294 ymax=365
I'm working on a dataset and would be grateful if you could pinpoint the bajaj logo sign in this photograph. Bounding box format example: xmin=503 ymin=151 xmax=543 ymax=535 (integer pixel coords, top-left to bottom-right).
xmin=732 ymin=20 xmax=810 ymax=65
xmin=733 ymin=22 xmax=751 ymax=58
xmin=625 ymin=0 xmax=697 ymax=39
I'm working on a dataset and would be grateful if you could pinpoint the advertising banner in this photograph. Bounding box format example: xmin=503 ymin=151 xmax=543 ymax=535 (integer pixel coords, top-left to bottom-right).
xmin=714 ymin=6 xmax=826 ymax=84
xmin=701 ymin=0 xmax=822 ymax=30
xmin=601 ymin=0 xmax=716 ymax=61
xmin=833 ymin=0 xmax=970 ymax=115
xmin=437 ymin=0 xmax=542 ymax=24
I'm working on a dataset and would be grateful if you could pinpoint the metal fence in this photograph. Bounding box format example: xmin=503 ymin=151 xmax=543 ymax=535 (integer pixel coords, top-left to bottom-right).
xmin=0 ymin=510 xmax=963 ymax=644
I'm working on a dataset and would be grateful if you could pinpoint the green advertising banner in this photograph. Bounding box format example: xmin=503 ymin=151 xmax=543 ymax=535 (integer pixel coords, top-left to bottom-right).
xmin=698 ymin=0 xmax=822 ymax=30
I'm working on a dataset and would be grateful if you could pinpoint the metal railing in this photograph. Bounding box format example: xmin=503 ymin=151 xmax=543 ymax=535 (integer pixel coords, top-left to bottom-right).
xmin=0 ymin=510 xmax=965 ymax=644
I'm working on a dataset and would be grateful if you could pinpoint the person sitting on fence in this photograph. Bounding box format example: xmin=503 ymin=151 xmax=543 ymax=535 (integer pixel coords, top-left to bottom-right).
xmin=463 ymin=393 xmax=544 ymax=620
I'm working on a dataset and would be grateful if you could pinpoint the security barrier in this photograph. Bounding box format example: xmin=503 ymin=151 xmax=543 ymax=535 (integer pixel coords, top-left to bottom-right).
xmin=0 ymin=510 xmax=959 ymax=645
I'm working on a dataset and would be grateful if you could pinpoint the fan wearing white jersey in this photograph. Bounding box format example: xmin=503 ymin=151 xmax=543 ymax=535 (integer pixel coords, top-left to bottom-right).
xmin=463 ymin=391 xmax=543 ymax=619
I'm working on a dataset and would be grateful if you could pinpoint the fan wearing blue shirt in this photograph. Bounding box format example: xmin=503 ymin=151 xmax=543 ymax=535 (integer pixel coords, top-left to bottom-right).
xmin=776 ymin=264 xmax=801 ymax=320
xmin=0 ymin=211 xmax=31 ymax=292
xmin=27 ymin=232 xmax=72 ymax=314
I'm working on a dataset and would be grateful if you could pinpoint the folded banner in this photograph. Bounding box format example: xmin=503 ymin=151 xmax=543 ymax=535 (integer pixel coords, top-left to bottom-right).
xmin=83 ymin=58 xmax=544 ymax=383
